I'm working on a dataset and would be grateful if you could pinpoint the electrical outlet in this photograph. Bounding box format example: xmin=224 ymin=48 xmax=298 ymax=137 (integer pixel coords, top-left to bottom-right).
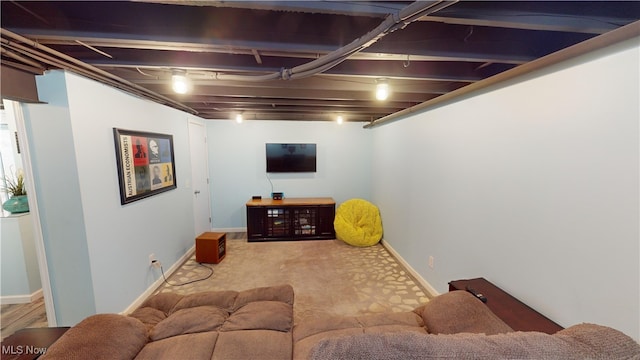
xmin=428 ymin=256 xmax=434 ymax=269
xmin=149 ymin=253 xmax=162 ymax=269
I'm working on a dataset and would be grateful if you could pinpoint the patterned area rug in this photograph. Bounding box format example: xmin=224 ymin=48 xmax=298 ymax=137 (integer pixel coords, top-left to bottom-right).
xmin=154 ymin=236 xmax=430 ymax=324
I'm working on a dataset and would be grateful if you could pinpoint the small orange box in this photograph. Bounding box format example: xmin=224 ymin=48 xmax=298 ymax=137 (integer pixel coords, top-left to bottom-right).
xmin=195 ymin=232 xmax=226 ymax=264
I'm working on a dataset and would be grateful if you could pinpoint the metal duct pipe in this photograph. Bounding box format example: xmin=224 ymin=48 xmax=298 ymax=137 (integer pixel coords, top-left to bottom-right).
xmin=0 ymin=28 xmax=198 ymax=114
xmin=216 ymin=0 xmax=457 ymax=82
xmin=1 ymin=47 xmax=44 ymax=71
xmin=287 ymin=1 xmax=451 ymax=77
xmin=0 ymin=1 xmax=457 ymax=113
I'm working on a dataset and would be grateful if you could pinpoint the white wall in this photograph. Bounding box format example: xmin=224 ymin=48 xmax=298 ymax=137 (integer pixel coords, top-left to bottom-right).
xmin=23 ymin=72 xmax=96 ymax=324
xmin=371 ymin=38 xmax=639 ymax=341
xmin=207 ymin=121 xmax=372 ymax=229
xmin=1 ymin=213 xmax=41 ymax=300
xmin=23 ymin=71 xmax=197 ymax=325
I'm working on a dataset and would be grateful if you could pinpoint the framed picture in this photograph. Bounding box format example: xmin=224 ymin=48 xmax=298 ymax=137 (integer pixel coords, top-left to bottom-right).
xmin=113 ymin=128 xmax=177 ymax=205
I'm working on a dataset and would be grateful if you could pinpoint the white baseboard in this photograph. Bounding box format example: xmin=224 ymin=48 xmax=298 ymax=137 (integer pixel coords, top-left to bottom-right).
xmin=31 ymin=288 xmax=43 ymax=301
xmin=0 ymin=288 xmax=44 ymax=305
xmin=212 ymin=227 xmax=246 ymax=233
xmin=121 ymin=245 xmax=195 ymax=314
xmin=381 ymin=240 xmax=440 ymax=298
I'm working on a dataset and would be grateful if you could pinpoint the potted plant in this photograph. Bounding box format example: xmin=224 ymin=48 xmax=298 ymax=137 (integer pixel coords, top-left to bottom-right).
xmin=2 ymin=171 xmax=29 ymax=214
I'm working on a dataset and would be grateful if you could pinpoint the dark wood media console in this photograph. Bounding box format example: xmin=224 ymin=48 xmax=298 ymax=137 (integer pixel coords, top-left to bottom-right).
xmin=246 ymin=197 xmax=335 ymax=242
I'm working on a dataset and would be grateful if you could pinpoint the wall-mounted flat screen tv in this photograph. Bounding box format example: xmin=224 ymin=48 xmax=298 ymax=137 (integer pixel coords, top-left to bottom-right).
xmin=266 ymin=143 xmax=317 ymax=173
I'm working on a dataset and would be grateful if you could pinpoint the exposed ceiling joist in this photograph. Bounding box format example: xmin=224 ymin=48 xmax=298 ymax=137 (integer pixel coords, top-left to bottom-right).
xmin=181 ymin=96 xmax=421 ymax=109
xmin=17 ymin=32 xmax=542 ymax=65
xmin=140 ymin=0 xmax=637 ymax=35
xmin=126 ymin=76 xmax=459 ymax=95
xmin=137 ymin=0 xmax=405 ymax=18
xmin=143 ymin=83 xmax=437 ymax=103
xmin=2 ymin=1 xmax=638 ymax=122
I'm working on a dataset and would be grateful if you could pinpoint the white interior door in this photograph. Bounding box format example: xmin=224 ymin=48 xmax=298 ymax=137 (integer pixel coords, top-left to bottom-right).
xmin=188 ymin=120 xmax=212 ymax=235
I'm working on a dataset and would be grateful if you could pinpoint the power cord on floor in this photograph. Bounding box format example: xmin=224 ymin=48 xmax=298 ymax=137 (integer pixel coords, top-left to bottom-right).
xmin=156 ymin=260 xmax=214 ymax=287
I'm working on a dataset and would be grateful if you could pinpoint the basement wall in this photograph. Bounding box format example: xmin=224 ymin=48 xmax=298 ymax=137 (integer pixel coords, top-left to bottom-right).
xmin=22 ymin=71 xmax=197 ymax=325
xmin=371 ymin=37 xmax=639 ymax=341
xmin=206 ymin=120 xmax=372 ymax=230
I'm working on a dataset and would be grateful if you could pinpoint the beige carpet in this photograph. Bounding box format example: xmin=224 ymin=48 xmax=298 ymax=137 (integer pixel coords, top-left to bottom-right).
xmin=154 ymin=236 xmax=430 ymax=324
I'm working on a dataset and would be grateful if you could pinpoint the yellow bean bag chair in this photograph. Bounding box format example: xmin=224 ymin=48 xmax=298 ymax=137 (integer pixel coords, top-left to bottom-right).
xmin=334 ymin=199 xmax=383 ymax=247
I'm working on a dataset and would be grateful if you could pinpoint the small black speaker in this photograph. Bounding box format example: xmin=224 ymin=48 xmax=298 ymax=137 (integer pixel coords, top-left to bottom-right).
xmin=252 ymin=195 xmax=262 ymax=200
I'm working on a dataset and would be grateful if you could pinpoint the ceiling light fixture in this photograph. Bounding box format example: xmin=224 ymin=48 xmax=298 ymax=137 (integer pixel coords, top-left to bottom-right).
xmin=171 ymin=70 xmax=189 ymax=94
xmin=235 ymin=114 xmax=244 ymax=124
xmin=375 ymin=79 xmax=389 ymax=101
xmin=336 ymin=115 xmax=344 ymax=125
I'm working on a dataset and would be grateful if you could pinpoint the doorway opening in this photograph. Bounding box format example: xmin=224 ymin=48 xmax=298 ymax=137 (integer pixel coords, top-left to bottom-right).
xmin=0 ymin=99 xmax=53 ymax=340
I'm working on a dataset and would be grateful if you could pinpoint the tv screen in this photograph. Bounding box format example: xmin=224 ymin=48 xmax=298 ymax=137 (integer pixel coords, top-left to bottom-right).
xmin=266 ymin=143 xmax=317 ymax=173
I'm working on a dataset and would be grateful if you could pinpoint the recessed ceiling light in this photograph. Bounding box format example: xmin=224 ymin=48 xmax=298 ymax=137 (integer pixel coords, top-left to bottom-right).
xmin=375 ymin=79 xmax=389 ymax=101
xmin=235 ymin=114 xmax=244 ymax=123
xmin=171 ymin=70 xmax=189 ymax=94
xmin=336 ymin=115 xmax=344 ymax=125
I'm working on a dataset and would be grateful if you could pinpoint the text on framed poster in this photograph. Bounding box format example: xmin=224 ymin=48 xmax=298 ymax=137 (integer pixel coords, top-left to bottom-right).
xmin=113 ymin=128 xmax=176 ymax=204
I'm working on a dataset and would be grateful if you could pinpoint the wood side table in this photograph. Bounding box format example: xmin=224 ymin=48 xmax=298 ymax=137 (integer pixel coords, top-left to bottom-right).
xmin=195 ymin=232 xmax=226 ymax=264
xmin=1 ymin=327 xmax=70 ymax=360
xmin=449 ymin=278 xmax=563 ymax=334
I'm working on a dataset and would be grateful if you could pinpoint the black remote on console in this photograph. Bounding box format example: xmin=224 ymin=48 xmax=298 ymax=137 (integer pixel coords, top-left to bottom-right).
xmin=465 ymin=286 xmax=488 ymax=303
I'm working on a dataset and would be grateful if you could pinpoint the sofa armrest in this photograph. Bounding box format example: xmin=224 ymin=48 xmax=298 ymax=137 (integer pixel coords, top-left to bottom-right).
xmin=421 ymin=290 xmax=513 ymax=335
xmin=40 ymin=314 xmax=148 ymax=360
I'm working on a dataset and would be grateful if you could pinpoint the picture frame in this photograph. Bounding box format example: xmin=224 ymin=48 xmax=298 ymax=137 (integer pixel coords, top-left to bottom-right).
xmin=113 ymin=128 xmax=177 ymax=205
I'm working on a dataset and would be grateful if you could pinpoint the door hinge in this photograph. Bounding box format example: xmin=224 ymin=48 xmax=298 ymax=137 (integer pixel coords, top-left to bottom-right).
xmin=207 ymin=178 xmax=209 ymax=184
xmin=209 ymin=217 xmax=212 ymax=223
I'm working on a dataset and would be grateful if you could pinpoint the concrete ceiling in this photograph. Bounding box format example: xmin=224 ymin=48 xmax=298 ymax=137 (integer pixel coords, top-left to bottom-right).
xmin=1 ymin=1 xmax=639 ymax=122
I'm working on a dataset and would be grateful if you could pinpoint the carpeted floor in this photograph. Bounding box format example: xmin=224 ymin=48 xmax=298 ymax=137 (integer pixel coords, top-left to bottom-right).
xmin=154 ymin=234 xmax=430 ymax=324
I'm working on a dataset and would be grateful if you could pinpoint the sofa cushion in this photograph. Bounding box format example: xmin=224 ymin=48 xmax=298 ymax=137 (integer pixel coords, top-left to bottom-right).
xmin=293 ymin=311 xmax=426 ymax=360
xmin=357 ymin=311 xmax=425 ymax=329
xmin=421 ymin=290 xmax=513 ymax=335
xmin=140 ymin=285 xmax=295 ymax=359
xmin=293 ymin=315 xmax=362 ymax=342
xmin=172 ymin=290 xmax=238 ymax=313
xmin=134 ymin=332 xmax=218 ymax=360
xmin=364 ymin=325 xmax=427 ymax=335
xmin=213 ymin=330 xmax=292 ymax=360
xmin=233 ymin=284 xmax=295 ymax=311
xmin=40 ymin=314 xmax=148 ymax=360
xmin=308 ymin=324 xmax=640 ymax=360
xmin=136 ymin=292 xmax=183 ymax=314
xmin=221 ymin=300 xmax=293 ymax=332
xmin=150 ymin=305 xmax=229 ymax=341
xmin=128 ymin=307 xmax=168 ymax=331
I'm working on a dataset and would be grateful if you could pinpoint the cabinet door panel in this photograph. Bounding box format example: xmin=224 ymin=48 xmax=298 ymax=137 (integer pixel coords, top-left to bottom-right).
xmin=247 ymin=207 xmax=265 ymax=238
xmin=318 ymin=205 xmax=336 ymax=236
